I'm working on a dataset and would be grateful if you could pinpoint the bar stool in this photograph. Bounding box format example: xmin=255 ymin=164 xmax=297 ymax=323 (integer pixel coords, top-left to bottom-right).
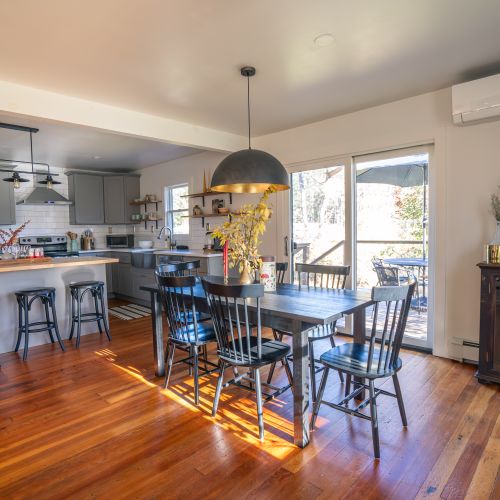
xmin=14 ymin=287 xmax=65 ymax=361
xmin=69 ymin=281 xmax=111 ymax=348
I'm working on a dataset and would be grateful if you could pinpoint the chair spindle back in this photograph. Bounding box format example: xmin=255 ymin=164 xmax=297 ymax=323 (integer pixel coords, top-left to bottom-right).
xmin=156 ymin=259 xmax=201 ymax=277
xmin=276 ymin=262 xmax=288 ymax=284
xmin=367 ymin=282 xmax=415 ymax=375
xmin=296 ymin=263 xmax=350 ymax=290
xmin=202 ymin=278 xmax=264 ymax=366
xmin=155 ymin=273 xmax=200 ymax=344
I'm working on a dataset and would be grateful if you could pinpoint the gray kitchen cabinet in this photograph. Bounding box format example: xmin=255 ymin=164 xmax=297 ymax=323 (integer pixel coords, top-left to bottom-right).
xmin=0 ymin=180 xmax=15 ymax=225
xmin=131 ymin=267 xmax=155 ymax=302
xmin=68 ymin=173 xmax=105 ymax=225
xmin=103 ymin=175 xmax=140 ymax=224
xmin=116 ymin=263 xmax=134 ymax=297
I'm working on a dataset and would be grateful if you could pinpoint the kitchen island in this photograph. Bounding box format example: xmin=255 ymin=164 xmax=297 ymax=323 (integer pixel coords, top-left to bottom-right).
xmin=0 ymin=256 xmax=118 ymax=355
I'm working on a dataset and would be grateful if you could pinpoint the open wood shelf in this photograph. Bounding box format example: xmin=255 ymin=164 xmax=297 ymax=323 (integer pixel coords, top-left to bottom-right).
xmin=182 ymin=191 xmax=235 ymax=207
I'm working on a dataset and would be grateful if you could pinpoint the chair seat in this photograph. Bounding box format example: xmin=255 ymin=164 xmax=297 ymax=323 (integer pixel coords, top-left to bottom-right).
xmin=15 ymin=287 xmax=55 ymax=296
xmin=70 ymin=281 xmax=103 ymax=289
xmin=218 ymin=337 xmax=290 ymax=367
xmin=320 ymin=343 xmax=402 ymax=379
xmin=273 ymin=324 xmax=336 ymax=341
xmin=170 ymin=321 xmax=217 ymax=346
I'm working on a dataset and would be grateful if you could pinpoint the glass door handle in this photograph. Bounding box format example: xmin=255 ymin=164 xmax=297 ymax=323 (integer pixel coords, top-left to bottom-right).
xmin=284 ymin=236 xmax=289 ymax=256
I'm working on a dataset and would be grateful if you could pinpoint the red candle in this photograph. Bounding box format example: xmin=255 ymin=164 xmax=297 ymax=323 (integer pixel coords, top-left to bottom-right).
xmin=223 ymin=241 xmax=229 ymax=282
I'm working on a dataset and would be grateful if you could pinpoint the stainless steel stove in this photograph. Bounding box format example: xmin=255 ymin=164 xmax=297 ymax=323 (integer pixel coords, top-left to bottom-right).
xmin=19 ymin=235 xmax=79 ymax=257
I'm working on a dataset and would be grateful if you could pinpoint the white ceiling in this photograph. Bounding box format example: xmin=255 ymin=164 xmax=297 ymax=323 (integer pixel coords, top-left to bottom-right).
xmin=1 ymin=0 xmax=500 ymax=137
xmin=0 ymin=114 xmax=198 ymax=171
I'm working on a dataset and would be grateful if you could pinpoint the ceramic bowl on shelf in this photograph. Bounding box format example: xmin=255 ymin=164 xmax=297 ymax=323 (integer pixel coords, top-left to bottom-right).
xmin=138 ymin=240 xmax=154 ymax=249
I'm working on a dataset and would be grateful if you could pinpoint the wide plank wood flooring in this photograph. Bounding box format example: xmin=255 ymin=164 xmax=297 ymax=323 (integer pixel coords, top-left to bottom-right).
xmin=0 ymin=308 xmax=498 ymax=499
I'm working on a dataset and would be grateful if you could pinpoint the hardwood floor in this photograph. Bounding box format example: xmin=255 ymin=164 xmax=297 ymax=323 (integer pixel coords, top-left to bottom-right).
xmin=0 ymin=309 xmax=498 ymax=499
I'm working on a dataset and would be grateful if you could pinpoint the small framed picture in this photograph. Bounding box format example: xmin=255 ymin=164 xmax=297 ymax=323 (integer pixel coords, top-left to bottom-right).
xmin=212 ymin=198 xmax=225 ymax=214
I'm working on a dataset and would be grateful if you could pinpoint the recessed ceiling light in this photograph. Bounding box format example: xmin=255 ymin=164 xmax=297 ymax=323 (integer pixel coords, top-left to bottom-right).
xmin=93 ymin=155 xmax=102 ymax=160
xmin=313 ymin=33 xmax=335 ymax=47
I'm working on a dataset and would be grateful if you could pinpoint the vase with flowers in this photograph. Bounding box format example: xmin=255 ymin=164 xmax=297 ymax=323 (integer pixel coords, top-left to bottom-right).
xmin=0 ymin=220 xmax=30 ymax=259
xmin=213 ymin=186 xmax=276 ymax=284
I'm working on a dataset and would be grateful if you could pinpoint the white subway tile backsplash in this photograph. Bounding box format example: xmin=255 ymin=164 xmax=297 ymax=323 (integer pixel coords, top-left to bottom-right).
xmin=2 ymin=166 xmax=133 ymax=247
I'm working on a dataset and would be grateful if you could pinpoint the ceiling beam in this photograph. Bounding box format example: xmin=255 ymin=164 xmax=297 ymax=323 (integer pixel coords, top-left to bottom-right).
xmin=0 ymin=79 xmax=246 ymax=153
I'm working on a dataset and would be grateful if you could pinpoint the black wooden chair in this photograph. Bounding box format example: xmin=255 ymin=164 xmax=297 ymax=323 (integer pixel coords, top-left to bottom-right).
xmin=156 ymin=260 xmax=201 ymax=277
xmin=276 ymin=262 xmax=288 ymax=284
xmin=311 ymin=282 xmax=415 ymax=459
xmin=155 ymin=272 xmax=218 ymax=405
xmin=202 ymin=277 xmax=292 ymax=441
xmin=267 ymin=263 xmax=350 ymax=401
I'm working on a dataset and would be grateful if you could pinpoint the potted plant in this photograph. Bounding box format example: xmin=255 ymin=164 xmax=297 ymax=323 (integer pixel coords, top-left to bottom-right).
xmin=213 ymin=186 xmax=276 ymax=284
xmin=490 ymin=186 xmax=500 ymax=243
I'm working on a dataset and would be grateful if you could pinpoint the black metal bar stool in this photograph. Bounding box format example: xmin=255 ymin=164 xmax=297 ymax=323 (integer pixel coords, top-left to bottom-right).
xmin=69 ymin=281 xmax=111 ymax=348
xmin=14 ymin=287 xmax=65 ymax=361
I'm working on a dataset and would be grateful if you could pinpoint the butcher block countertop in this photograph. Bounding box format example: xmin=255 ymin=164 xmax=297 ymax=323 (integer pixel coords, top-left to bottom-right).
xmin=0 ymin=256 xmax=119 ymax=273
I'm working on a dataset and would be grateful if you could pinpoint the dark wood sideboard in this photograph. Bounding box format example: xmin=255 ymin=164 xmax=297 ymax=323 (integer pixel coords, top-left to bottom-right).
xmin=477 ymin=262 xmax=500 ymax=384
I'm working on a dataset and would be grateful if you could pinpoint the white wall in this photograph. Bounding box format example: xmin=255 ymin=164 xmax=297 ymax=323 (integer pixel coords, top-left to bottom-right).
xmin=254 ymin=88 xmax=500 ymax=361
xmin=137 ymin=88 xmax=500 ymax=361
xmin=2 ymin=166 xmax=128 ymax=247
xmin=137 ymin=151 xmax=279 ymax=256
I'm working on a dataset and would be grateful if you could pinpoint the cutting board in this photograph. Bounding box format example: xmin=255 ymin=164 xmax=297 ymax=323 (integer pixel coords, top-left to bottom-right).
xmin=0 ymin=257 xmax=53 ymax=266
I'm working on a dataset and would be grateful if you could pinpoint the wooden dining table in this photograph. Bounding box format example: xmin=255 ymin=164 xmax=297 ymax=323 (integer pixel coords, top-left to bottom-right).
xmin=141 ymin=278 xmax=374 ymax=448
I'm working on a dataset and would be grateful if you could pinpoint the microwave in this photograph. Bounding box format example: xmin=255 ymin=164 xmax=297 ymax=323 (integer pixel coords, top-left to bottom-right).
xmin=106 ymin=234 xmax=134 ymax=248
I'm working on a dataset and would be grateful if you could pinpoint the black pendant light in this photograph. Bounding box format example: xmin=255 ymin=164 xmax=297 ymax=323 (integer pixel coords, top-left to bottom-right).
xmin=3 ymin=171 xmax=30 ymax=189
xmin=210 ymin=67 xmax=289 ymax=193
xmin=38 ymin=168 xmax=62 ymax=190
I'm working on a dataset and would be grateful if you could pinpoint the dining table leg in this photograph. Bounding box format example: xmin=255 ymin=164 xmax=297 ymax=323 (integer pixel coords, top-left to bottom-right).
xmin=150 ymin=290 xmax=165 ymax=377
xmin=292 ymin=319 xmax=310 ymax=448
xmin=353 ymin=307 xmax=367 ymax=400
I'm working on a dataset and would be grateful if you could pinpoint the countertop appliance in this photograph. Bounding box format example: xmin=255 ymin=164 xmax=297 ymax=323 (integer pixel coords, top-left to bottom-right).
xmin=19 ymin=235 xmax=78 ymax=257
xmin=106 ymin=234 xmax=134 ymax=248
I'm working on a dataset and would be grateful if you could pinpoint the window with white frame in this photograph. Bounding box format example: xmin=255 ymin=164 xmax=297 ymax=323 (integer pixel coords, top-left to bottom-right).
xmin=164 ymin=184 xmax=189 ymax=235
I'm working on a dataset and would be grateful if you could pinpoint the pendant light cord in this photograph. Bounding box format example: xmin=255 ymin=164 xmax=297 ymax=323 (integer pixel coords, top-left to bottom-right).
xmin=30 ymin=131 xmax=34 ymax=174
xmin=247 ymin=75 xmax=251 ymax=150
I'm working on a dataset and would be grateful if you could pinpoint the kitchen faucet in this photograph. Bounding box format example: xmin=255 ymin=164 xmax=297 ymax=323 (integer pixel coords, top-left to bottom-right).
xmin=157 ymin=226 xmax=173 ymax=248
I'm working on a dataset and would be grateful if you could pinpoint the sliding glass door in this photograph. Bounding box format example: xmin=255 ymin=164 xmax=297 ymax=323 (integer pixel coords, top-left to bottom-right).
xmin=354 ymin=147 xmax=431 ymax=348
xmin=281 ymin=145 xmax=433 ymax=349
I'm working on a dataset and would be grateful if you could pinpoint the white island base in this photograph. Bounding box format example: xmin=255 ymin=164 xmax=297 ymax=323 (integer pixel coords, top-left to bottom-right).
xmin=0 ymin=257 xmax=118 ymax=355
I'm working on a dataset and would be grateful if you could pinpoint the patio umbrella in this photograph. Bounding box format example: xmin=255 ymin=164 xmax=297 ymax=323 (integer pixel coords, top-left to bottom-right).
xmin=356 ymin=160 xmax=428 ymax=259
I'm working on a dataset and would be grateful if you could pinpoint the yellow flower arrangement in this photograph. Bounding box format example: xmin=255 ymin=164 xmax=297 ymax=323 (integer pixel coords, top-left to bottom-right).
xmin=213 ymin=186 xmax=276 ymax=280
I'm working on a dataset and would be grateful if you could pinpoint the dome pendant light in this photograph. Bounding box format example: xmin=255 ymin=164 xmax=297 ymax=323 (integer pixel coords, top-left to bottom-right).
xmin=4 ymin=171 xmax=30 ymax=189
xmin=210 ymin=67 xmax=289 ymax=193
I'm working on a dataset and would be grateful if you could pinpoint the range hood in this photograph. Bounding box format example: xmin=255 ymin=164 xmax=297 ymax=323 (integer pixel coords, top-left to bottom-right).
xmin=16 ymin=187 xmax=73 ymax=205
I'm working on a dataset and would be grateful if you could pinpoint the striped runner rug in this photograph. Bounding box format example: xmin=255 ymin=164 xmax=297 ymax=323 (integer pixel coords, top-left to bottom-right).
xmin=108 ymin=304 xmax=152 ymax=321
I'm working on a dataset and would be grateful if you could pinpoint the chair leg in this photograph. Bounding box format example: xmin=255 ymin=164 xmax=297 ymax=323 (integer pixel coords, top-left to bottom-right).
xmin=266 ymin=329 xmax=283 ymax=384
xmin=50 ymin=292 xmax=65 ymax=352
xmin=43 ymin=299 xmax=55 ymax=343
xmin=368 ymin=380 xmax=380 ymax=459
xmin=283 ymin=355 xmax=294 ymax=388
xmin=93 ymin=291 xmax=103 ymax=334
xmin=22 ymin=297 xmax=29 ymax=361
xmin=99 ymin=287 xmax=111 ymax=341
xmin=193 ymin=346 xmax=200 ymax=405
xmin=309 ymin=340 xmax=317 ymax=402
xmin=15 ymin=298 xmax=23 ymax=352
xmin=311 ymin=366 xmax=330 ymax=430
xmin=254 ymin=368 xmax=264 ymax=441
xmin=69 ymin=293 xmax=76 ymax=340
xmin=163 ymin=342 xmax=175 ymax=389
xmin=345 ymin=374 xmax=351 ymax=398
xmin=329 ymin=336 xmax=344 ymax=383
xmin=392 ymin=373 xmax=407 ymax=427
xmin=188 ymin=346 xmax=193 ymax=376
xmin=212 ymin=362 xmax=226 ymax=417
xmin=76 ymin=292 xmax=82 ymax=348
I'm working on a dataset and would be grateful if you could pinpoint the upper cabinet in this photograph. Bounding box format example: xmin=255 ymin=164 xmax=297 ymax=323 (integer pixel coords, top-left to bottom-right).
xmin=0 ymin=180 xmax=16 ymax=225
xmin=68 ymin=173 xmax=105 ymax=225
xmin=103 ymin=175 xmax=140 ymax=224
xmin=67 ymin=172 xmax=140 ymax=225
